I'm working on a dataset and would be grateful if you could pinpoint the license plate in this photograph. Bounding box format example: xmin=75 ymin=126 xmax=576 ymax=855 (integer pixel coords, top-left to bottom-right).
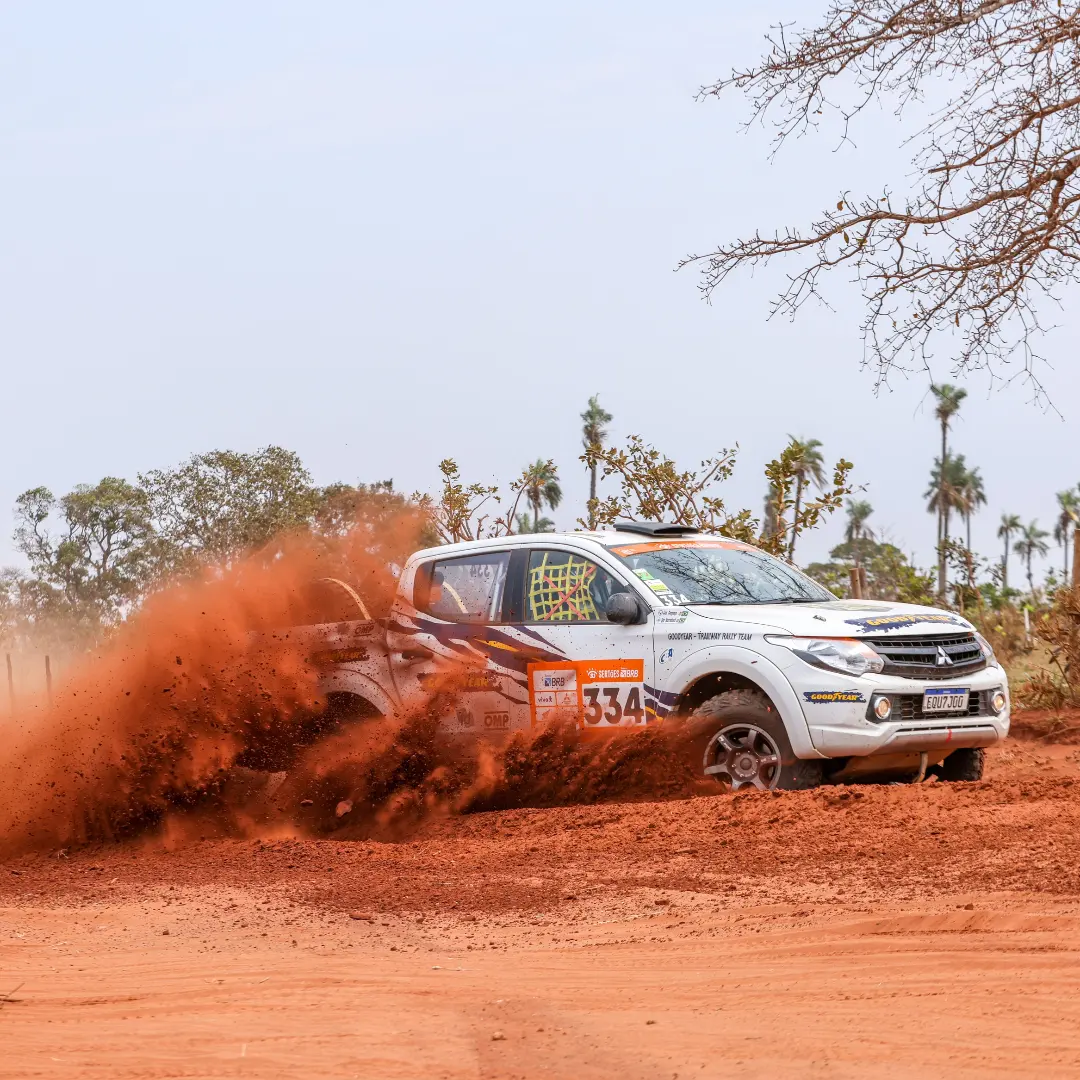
xmin=922 ymin=687 xmax=970 ymax=714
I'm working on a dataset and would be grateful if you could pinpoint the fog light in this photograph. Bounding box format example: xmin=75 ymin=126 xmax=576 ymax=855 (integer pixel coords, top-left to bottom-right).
xmin=991 ymin=690 xmax=1007 ymax=715
xmin=874 ymin=696 xmax=893 ymax=721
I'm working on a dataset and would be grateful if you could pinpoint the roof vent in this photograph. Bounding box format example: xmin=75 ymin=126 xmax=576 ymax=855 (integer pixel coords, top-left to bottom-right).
xmin=613 ymin=520 xmax=702 ymax=538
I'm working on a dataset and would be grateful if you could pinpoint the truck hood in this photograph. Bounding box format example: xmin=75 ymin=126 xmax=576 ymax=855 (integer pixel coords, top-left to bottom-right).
xmin=688 ymin=599 xmax=976 ymax=638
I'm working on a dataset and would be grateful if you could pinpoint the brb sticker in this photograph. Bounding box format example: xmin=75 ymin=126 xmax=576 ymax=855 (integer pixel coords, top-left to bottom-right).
xmin=528 ymin=659 xmax=646 ymax=728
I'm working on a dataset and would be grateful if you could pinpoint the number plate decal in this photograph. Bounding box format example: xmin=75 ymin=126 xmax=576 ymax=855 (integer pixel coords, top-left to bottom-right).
xmin=528 ymin=660 xmax=646 ymax=728
xmin=921 ymin=687 xmax=970 ymax=714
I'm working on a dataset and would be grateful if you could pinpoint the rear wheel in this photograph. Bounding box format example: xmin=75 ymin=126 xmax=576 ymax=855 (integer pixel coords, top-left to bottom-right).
xmin=688 ymin=689 xmax=822 ymax=792
xmin=937 ymin=747 xmax=985 ymax=782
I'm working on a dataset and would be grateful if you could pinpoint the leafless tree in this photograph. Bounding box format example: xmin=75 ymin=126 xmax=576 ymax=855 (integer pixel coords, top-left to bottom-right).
xmin=683 ymin=2 xmax=1080 ymax=393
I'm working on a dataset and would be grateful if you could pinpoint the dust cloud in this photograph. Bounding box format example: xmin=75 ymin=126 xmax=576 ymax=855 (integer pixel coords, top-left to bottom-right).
xmin=0 ymin=514 xmax=701 ymax=856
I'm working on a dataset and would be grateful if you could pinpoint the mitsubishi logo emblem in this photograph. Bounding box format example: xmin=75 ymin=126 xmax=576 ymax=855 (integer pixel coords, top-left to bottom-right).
xmin=936 ymin=646 xmax=953 ymax=666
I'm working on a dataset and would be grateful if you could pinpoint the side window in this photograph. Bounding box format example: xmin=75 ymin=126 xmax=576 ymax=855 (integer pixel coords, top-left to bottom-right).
xmin=526 ymin=549 xmax=622 ymax=623
xmin=416 ymin=551 xmax=511 ymax=624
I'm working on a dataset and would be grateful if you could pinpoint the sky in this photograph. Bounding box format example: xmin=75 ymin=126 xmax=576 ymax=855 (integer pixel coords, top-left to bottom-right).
xmin=1 ymin=1 xmax=1077 ymax=583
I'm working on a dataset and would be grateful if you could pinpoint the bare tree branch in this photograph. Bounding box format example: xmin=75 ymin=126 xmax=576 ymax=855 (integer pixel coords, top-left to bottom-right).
xmin=683 ymin=1 xmax=1080 ymax=394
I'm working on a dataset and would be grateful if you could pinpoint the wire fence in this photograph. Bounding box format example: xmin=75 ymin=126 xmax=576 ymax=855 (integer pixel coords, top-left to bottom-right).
xmin=2 ymin=651 xmax=71 ymax=717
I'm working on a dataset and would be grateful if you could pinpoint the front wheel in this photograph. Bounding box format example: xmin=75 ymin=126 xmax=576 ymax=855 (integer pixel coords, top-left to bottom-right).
xmin=689 ymin=690 xmax=822 ymax=792
xmin=936 ymin=747 xmax=985 ymax=782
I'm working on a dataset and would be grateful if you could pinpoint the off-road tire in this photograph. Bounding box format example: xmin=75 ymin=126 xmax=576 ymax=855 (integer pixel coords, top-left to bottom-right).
xmin=938 ymin=747 xmax=985 ymax=782
xmin=688 ymin=689 xmax=822 ymax=792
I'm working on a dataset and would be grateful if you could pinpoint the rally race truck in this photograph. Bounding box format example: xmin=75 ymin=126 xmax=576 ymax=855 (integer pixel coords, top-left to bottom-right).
xmin=304 ymin=521 xmax=1010 ymax=790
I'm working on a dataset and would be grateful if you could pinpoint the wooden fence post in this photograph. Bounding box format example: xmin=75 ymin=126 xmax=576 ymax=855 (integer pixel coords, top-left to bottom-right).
xmin=45 ymin=655 xmax=53 ymax=706
xmin=849 ymin=567 xmax=863 ymax=600
xmin=1073 ymin=530 xmax=1080 ymax=603
xmin=5 ymin=654 xmax=12 ymax=713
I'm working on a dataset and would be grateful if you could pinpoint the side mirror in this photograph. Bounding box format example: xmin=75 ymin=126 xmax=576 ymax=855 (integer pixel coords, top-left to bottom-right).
xmin=605 ymin=591 xmax=642 ymax=625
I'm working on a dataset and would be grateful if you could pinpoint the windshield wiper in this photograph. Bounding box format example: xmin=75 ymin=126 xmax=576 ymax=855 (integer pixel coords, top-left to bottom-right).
xmin=681 ymin=597 xmax=822 ymax=606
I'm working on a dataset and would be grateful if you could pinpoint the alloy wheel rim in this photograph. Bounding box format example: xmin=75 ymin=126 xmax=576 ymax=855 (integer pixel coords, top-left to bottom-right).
xmin=703 ymin=723 xmax=781 ymax=791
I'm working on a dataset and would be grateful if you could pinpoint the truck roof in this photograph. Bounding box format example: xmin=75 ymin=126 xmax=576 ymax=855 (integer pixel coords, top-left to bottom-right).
xmin=408 ymin=525 xmax=743 ymax=563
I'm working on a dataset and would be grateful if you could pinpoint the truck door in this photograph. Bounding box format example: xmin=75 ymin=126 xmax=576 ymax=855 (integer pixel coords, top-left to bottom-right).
xmin=386 ymin=548 xmax=530 ymax=737
xmin=512 ymin=546 xmax=655 ymax=732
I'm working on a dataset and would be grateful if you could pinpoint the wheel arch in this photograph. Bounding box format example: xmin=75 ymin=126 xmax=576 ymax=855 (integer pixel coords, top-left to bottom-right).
xmin=663 ymin=647 xmax=823 ymax=759
xmin=317 ymin=667 xmax=396 ymax=718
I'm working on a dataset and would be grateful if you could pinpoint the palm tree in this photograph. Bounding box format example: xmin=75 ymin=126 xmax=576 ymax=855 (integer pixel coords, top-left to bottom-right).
xmin=515 ymin=512 xmax=555 ymax=534
xmin=925 ymin=453 xmax=968 ymax=594
xmin=1014 ymin=520 xmax=1050 ymax=595
xmin=930 ymin=383 xmax=967 ymax=596
xmin=787 ymin=436 xmax=826 ymax=560
xmin=1054 ymin=490 xmax=1080 ymax=583
xmin=845 ymin=499 xmax=874 ymax=568
xmin=958 ymin=465 xmax=986 ymax=551
xmin=997 ymin=513 xmax=1022 ymax=592
xmin=522 ymin=459 xmax=562 ymax=532
xmin=580 ymin=395 xmax=613 ymax=529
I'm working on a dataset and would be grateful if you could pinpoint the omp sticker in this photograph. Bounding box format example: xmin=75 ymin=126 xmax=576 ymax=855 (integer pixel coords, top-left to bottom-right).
xmin=610 ymin=540 xmax=754 ymax=556
xmin=844 ymin=613 xmax=968 ymax=633
xmin=483 ymin=711 xmax=510 ymax=730
xmin=803 ymin=690 xmax=866 ymax=704
xmin=655 ymin=608 xmax=690 ymax=624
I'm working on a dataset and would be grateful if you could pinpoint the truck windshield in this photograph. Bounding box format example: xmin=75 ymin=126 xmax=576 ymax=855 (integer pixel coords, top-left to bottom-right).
xmin=610 ymin=541 xmax=834 ymax=606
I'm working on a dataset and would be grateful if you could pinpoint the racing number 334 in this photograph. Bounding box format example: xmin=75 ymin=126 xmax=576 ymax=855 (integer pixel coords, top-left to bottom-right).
xmin=582 ymin=683 xmax=643 ymax=724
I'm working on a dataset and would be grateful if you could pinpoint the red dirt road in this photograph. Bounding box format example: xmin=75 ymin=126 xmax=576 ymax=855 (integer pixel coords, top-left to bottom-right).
xmin=4 ymin=733 xmax=1080 ymax=1079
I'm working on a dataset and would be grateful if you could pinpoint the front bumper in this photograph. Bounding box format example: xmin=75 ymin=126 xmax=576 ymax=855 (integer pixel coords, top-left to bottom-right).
xmin=796 ymin=666 xmax=1009 ymax=758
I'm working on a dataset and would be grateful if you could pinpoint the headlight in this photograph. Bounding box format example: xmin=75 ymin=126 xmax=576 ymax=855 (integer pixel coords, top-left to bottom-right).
xmin=974 ymin=631 xmax=997 ymax=666
xmin=766 ymin=636 xmax=884 ymax=677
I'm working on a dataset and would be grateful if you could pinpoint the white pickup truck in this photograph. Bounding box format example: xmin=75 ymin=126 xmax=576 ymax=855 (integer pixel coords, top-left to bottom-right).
xmin=307 ymin=522 xmax=1009 ymax=790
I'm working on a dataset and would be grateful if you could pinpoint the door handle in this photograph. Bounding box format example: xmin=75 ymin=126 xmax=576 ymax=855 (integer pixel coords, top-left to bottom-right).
xmin=395 ymin=646 xmax=434 ymax=662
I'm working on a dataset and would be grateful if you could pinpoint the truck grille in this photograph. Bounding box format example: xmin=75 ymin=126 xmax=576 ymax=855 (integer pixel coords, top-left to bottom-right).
xmin=864 ymin=633 xmax=986 ymax=680
xmin=886 ymin=689 xmax=991 ymax=723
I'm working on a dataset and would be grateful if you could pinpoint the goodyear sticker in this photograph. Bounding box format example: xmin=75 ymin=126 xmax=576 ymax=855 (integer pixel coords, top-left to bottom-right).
xmin=803 ymin=690 xmax=866 ymax=704
xmin=844 ymin=613 xmax=968 ymax=633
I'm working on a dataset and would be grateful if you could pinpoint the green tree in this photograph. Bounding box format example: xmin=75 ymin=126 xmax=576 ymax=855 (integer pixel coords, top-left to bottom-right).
xmin=786 ymin=436 xmax=826 ymax=560
xmin=583 ymin=434 xmax=852 ymax=557
xmin=1014 ymin=520 xmax=1050 ymax=596
xmin=925 ymin=453 xmax=968 ymax=598
xmin=806 ymin=538 xmax=934 ymax=606
xmin=997 ymin=513 xmax=1022 ymax=593
xmin=522 ymin=459 xmax=562 ymax=533
xmin=13 ymin=478 xmax=155 ymax=628
xmin=930 ymin=385 xmax=967 ymax=596
xmin=140 ymin=447 xmax=319 ymax=570
xmin=580 ymin=395 xmax=613 ymax=529
xmin=515 ymin=512 xmax=555 ymax=534
xmin=1054 ymin=490 xmax=1080 ymax=584
xmin=844 ymin=499 xmax=874 ymax=569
